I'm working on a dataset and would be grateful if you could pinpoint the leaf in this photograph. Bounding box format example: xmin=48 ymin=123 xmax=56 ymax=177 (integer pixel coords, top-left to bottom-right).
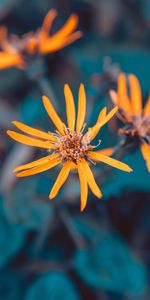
xmin=0 ymin=144 xmax=35 ymax=193
xmin=4 ymin=177 xmax=54 ymax=231
xmin=73 ymin=217 xmax=148 ymax=295
xmin=24 ymin=272 xmax=81 ymax=300
xmin=0 ymin=196 xmax=25 ymax=268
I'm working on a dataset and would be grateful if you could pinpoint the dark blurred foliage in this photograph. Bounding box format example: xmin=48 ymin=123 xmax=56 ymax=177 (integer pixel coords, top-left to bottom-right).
xmin=0 ymin=0 xmax=150 ymax=299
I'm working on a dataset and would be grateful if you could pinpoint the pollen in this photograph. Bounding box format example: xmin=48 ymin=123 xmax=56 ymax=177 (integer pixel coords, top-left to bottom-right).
xmin=57 ymin=128 xmax=90 ymax=162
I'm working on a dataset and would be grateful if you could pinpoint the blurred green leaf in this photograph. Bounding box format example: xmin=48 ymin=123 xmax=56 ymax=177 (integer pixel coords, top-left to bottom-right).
xmin=24 ymin=272 xmax=81 ymax=300
xmin=0 ymin=196 xmax=25 ymax=268
xmin=4 ymin=177 xmax=54 ymax=231
xmin=73 ymin=217 xmax=148 ymax=295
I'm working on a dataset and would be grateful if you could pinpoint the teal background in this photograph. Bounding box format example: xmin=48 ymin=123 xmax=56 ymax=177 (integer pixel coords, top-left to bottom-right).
xmin=0 ymin=0 xmax=150 ymax=299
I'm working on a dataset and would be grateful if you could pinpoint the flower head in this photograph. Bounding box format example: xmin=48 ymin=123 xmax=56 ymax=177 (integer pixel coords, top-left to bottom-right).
xmin=0 ymin=9 xmax=82 ymax=70
xmin=110 ymin=73 xmax=150 ymax=172
xmin=7 ymin=84 xmax=132 ymax=211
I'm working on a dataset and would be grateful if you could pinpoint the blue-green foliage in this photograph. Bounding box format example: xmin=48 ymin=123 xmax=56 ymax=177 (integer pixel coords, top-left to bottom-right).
xmin=0 ymin=196 xmax=25 ymax=268
xmin=4 ymin=178 xmax=54 ymax=231
xmin=24 ymin=272 xmax=81 ymax=300
xmin=73 ymin=217 xmax=148 ymax=295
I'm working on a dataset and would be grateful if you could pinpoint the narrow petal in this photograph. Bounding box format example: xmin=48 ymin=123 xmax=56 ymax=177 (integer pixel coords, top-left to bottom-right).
xmin=13 ymin=153 xmax=59 ymax=173
xmin=128 ymin=74 xmax=142 ymax=114
xmin=16 ymin=157 xmax=61 ymax=177
xmin=97 ymin=107 xmax=107 ymax=122
xmin=12 ymin=121 xmax=57 ymax=142
xmin=49 ymin=14 xmax=79 ymax=41
xmin=109 ymin=90 xmax=118 ymax=105
xmin=7 ymin=130 xmax=56 ymax=149
xmin=42 ymin=95 xmax=65 ymax=134
xmin=89 ymin=151 xmax=133 ymax=172
xmin=99 ymin=106 xmax=118 ymax=128
xmin=77 ymin=161 xmax=88 ymax=212
xmin=97 ymin=147 xmax=114 ymax=156
xmin=41 ymin=9 xmax=57 ymax=35
xmin=118 ymin=73 xmax=132 ymax=113
xmin=0 ymin=52 xmax=23 ymax=70
xmin=40 ymin=31 xmax=82 ymax=54
xmin=89 ymin=107 xmax=107 ymax=140
xmin=76 ymin=84 xmax=86 ymax=132
xmin=84 ymin=106 xmax=118 ymax=142
xmin=144 ymin=93 xmax=150 ymax=115
xmin=82 ymin=159 xmax=102 ymax=198
xmin=64 ymin=84 xmax=75 ymax=130
xmin=49 ymin=161 xmax=72 ymax=199
xmin=141 ymin=144 xmax=150 ymax=172
xmin=118 ymin=73 xmax=127 ymax=96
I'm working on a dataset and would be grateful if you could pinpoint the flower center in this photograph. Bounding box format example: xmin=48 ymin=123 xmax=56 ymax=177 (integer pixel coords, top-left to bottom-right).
xmin=57 ymin=129 xmax=90 ymax=163
xmin=119 ymin=114 xmax=150 ymax=144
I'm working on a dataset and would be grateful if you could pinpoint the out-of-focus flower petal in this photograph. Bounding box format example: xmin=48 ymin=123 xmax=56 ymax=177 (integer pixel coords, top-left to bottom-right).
xmin=118 ymin=73 xmax=132 ymax=113
xmin=144 ymin=93 xmax=150 ymax=115
xmin=39 ymin=31 xmax=82 ymax=54
xmin=128 ymin=74 xmax=142 ymax=115
xmin=0 ymin=52 xmax=24 ymax=69
xmin=141 ymin=144 xmax=150 ymax=172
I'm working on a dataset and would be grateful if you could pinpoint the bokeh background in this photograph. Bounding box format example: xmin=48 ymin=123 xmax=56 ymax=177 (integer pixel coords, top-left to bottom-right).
xmin=0 ymin=0 xmax=150 ymax=299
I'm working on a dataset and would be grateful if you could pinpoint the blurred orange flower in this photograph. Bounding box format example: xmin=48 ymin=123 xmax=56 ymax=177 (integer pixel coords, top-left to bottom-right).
xmin=110 ymin=73 xmax=150 ymax=172
xmin=0 ymin=9 xmax=82 ymax=70
xmin=7 ymin=84 xmax=132 ymax=211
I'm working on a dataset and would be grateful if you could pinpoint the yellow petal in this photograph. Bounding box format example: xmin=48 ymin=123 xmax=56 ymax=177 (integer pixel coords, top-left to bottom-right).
xmin=7 ymin=130 xmax=56 ymax=149
xmin=100 ymin=106 xmax=118 ymax=127
xmin=109 ymin=90 xmax=118 ymax=105
xmin=12 ymin=121 xmax=57 ymax=142
xmin=49 ymin=14 xmax=79 ymax=41
xmin=77 ymin=161 xmax=88 ymax=211
xmin=118 ymin=73 xmax=127 ymax=97
xmin=89 ymin=107 xmax=107 ymax=141
xmin=97 ymin=107 xmax=107 ymax=122
xmin=84 ymin=106 xmax=118 ymax=142
xmin=64 ymin=84 xmax=75 ymax=130
xmin=41 ymin=9 xmax=57 ymax=36
xmin=13 ymin=153 xmax=59 ymax=173
xmin=49 ymin=161 xmax=72 ymax=199
xmin=141 ymin=144 xmax=150 ymax=172
xmin=82 ymin=159 xmax=102 ymax=198
xmin=0 ymin=52 xmax=24 ymax=70
xmin=128 ymin=74 xmax=142 ymax=114
xmin=89 ymin=151 xmax=133 ymax=172
xmin=42 ymin=95 xmax=65 ymax=134
xmin=97 ymin=147 xmax=114 ymax=156
xmin=144 ymin=93 xmax=150 ymax=115
xmin=40 ymin=31 xmax=82 ymax=54
xmin=76 ymin=84 xmax=86 ymax=132
xmin=118 ymin=73 xmax=132 ymax=113
xmin=16 ymin=157 xmax=61 ymax=177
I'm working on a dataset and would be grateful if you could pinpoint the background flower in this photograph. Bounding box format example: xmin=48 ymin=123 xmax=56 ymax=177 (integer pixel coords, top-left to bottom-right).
xmin=0 ymin=0 xmax=150 ymax=299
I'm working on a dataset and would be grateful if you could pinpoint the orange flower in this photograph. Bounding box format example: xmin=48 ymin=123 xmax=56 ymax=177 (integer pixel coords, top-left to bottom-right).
xmin=7 ymin=84 xmax=132 ymax=211
xmin=110 ymin=73 xmax=150 ymax=172
xmin=0 ymin=9 xmax=82 ymax=70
